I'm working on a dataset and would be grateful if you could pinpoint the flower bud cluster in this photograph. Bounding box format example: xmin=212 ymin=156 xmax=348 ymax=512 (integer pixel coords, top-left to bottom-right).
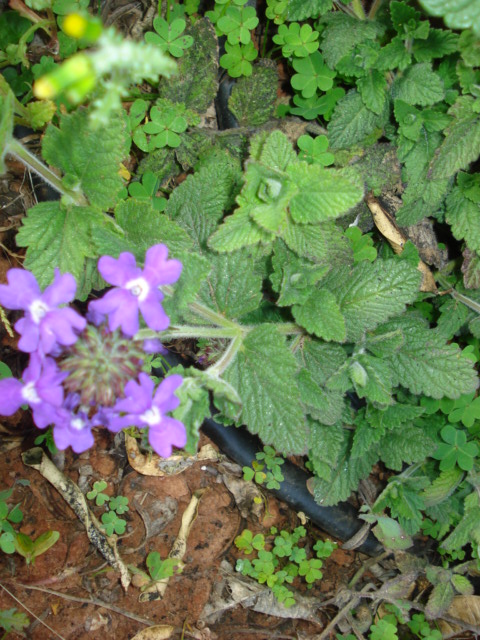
xmin=0 ymin=244 xmax=186 ymax=457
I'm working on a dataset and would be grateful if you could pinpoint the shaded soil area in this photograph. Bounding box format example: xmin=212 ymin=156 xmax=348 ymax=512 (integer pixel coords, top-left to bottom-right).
xmin=0 ymin=422 xmax=357 ymax=640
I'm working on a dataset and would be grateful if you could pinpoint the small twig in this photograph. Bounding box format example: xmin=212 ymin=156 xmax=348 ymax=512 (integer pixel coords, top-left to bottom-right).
xmin=12 ymin=583 xmax=153 ymax=626
xmin=0 ymin=582 xmax=66 ymax=640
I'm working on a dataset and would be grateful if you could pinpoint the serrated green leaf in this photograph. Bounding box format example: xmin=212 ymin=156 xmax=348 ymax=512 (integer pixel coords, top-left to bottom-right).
xmin=429 ymin=99 xmax=480 ymax=179
xmin=286 ymin=0 xmax=332 ymax=21
xmin=251 ymin=129 xmax=297 ymax=171
xmin=419 ymin=0 xmax=480 ymax=36
xmin=0 ymin=608 xmax=29 ymax=633
xmin=228 ymin=63 xmax=278 ymax=126
xmin=377 ymin=424 xmax=436 ymax=470
xmin=162 ymin=252 xmax=211 ymax=324
xmin=307 ymin=420 xmax=346 ymax=480
xmin=208 ymin=207 xmax=274 ymax=252
xmin=292 ymin=288 xmax=346 ymax=342
xmin=288 ymin=164 xmax=364 ymax=223
xmin=392 ymin=63 xmax=444 ymax=106
xmin=223 ymin=325 xmax=307 ymax=454
xmin=94 ymin=199 xmax=193 ymax=261
xmin=298 ymin=370 xmax=345 ymax=425
xmin=41 ymin=109 xmax=126 ymax=210
xmin=327 ymin=89 xmax=389 ymax=150
xmin=425 ymin=581 xmax=454 ymax=619
xmin=422 ymin=467 xmax=464 ymax=508
xmin=357 ymin=69 xmax=387 ymax=115
xmin=171 ymin=373 xmax=211 ymax=454
xmin=322 ymin=259 xmax=422 ymax=342
xmin=197 ymin=249 xmax=262 ymax=320
xmin=16 ymin=201 xmax=103 ymax=289
xmin=319 ymin=12 xmax=384 ymax=69
xmin=446 ymin=184 xmax=480 ymax=253
xmin=311 ymin=430 xmax=377 ymax=506
xmin=166 ymin=155 xmax=241 ymax=251
xmin=378 ymin=315 xmax=479 ymax=399
xmin=351 ymin=353 xmax=394 ymax=404
xmin=280 ymin=219 xmax=352 ymax=264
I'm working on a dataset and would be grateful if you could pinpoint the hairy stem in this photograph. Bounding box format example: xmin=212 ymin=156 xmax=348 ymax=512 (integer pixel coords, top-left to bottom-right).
xmin=437 ymin=276 xmax=480 ymax=315
xmin=7 ymin=139 xmax=88 ymax=206
xmin=207 ymin=333 xmax=244 ymax=377
xmin=137 ymin=325 xmax=241 ymax=341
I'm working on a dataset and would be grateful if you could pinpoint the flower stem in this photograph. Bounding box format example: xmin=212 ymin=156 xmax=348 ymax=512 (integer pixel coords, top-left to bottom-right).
xmin=7 ymin=138 xmax=88 ymax=206
xmin=207 ymin=334 xmax=243 ymax=377
xmin=136 ymin=325 xmax=241 ymax=341
xmin=437 ymin=276 xmax=480 ymax=315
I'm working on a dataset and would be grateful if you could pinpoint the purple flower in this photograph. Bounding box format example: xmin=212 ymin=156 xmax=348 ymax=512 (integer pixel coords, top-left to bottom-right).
xmin=88 ymin=244 xmax=182 ymax=337
xmin=51 ymin=395 xmax=95 ymax=453
xmin=0 ymin=268 xmax=86 ymax=354
xmin=111 ymin=373 xmax=186 ymax=457
xmin=0 ymin=353 xmax=66 ymax=428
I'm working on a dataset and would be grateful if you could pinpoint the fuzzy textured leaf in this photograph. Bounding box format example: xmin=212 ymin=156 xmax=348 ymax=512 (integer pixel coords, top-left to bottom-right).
xmin=378 ymin=315 xmax=479 ymax=399
xmin=224 ymin=325 xmax=307 ymax=454
xmin=392 ymin=63 xmax=444 ymax=106
xmin=446 ymin=185 xmax=480 ymax=253
xmin=16 ymin=201 xmax=103 ymax=289
xmin=292 ymin=289 xmax=346 ymax=342
xmin=41 ymin=109 xmax=126 ymax=210
xmin=328 ymin=89 xmax=389 ymax=150
xmin=322 ymin=259 xmax=422 ymax=342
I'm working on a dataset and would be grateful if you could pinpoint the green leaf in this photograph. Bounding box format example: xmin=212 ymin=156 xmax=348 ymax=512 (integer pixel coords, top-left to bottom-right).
xmin=418 ymin=0 xmax=480 ymax=36
xmin=425 ymin=581 xmax=454 ymax=619
xmin=224 ymin=325 xmax=307 ymax=454
xmin=286 ymin=0 xmax=332 ymax=21
xmin=208 ymin=207 xmax=274 ymax=252
xmin=219 ymin=41 xmax=258 ymax=77
xmin=357 ymin=69 xmax=387 ymax=115
xmin=217 ymin=5 xmax=258 ymax=46
xmin=291 ymin=52 xmax=336 ymax=98
xmin=377 ymin=315 xmax=479 ymax=399
xmin=0 ymin=608 xmax=29 ymax=633
xmin=293 ymin=289 xmax=346 ymax=342
xmin=377 ymin=424 xmax=437 ymax=470
xmin=41 ymin=109 xmax=126 ymax=210
xmin=429 ymin=98 xmax=480 ymax=179
xmin=432 ymin=425 xmax=479 ymax=471
xmin=171 ymin=373 xmax=211 ymax=454
xmin=421 ymin=467 xmax=464 ymax=508
xmin=446 ymin=184 xmax=480 ymax=253
xmin=228 ymin=63 xmax=278 ymax=126
xmin=392 ymin=63 xmax=444 ymax=106
xmin=14 ymin=530 xmax=59 ymax=564
xmin=319 ymin=12 xmax=384 ymax=69
xmin=145 ymin=17 xmax=193 ymax=57
xmin=288 ymin=164 xmax=364 ymax=223
xmin=328 ymin=89 xmax=389 ymax=150
xmin=298 ymin=371 xmax=345 ymax=425
xmin=162 ymin=252 xmax=212 ymax=324
xmin=16 ymin=202 xmax=103 ymax=290
xmin=350 ymin=353 xmax=393 ymax=404
xmin=197 ymin=249 xmax=263 ymax=320
xmin=166 ymin=154 xmax=242 ymax=251
xmin=297 ymin=134 xmax=334 ymax=166
xmin=311 ymin=430 xmax=377 ymax=506
xmin=322 ymin=259 xmax=422 ymax=342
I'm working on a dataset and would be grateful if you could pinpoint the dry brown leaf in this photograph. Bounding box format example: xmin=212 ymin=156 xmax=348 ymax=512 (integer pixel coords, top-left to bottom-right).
xmin=439 ymin=595 xmax=480 ymax=636
xmin=365 ymin=194 xmax=437 ymax=293
xmin=125 ymin=434 xmax=218 ymax=477
xmin=130 ymin=625 xmax=175 ymax=640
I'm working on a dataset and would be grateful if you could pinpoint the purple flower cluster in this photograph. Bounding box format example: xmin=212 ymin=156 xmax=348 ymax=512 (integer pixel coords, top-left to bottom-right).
xmin=0 ymin=245 xmax=186 ymax=457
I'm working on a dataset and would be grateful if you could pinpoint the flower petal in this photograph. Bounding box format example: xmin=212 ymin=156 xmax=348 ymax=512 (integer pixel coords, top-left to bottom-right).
xmin=144 ymin=244 xmax=182 ymax=285
xmin=153 ymin=374 xmax=183 ymax=412
xmin=148 ymin=416 xmax=187 ymax=457
xmin=98 ymin=253 xmax=139 ymax=286
xmin=0 ymin=269 xmax=40 ymax=310
xmin=139 ymin=295 xmax=170 ymax=332
xmin=0 ymin=378 xmax=24 ymax=415
xmin=42 ymin=269 xmax=77 ymax=306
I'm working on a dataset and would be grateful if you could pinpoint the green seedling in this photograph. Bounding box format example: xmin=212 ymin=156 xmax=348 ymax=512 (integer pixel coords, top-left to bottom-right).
xmin=86 ymin=480 xmax=110 ymax=506
xmin=0 ymin=489 xmax=23 ymax=555
xmin=219 ymin=41 xmax=257 ymax=77
xmin=432 ymin=425 xmax=479 ymax=471
xmin=243 ymin=446 xmax=285 ymax=490
xmin=217 ymin=5 xmax=258 ymax=46
xmin=14 ymin=530 xmax=60 ymax=565
xmin=291 ymin=52 xmax=336 ymax=98
xmin=0 ymin=608 xmax=29 ymax=636
xmin=272 ymin=22 xmax=319 ymax=58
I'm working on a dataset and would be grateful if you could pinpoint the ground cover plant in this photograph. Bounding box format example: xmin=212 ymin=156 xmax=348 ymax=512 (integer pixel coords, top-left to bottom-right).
xmin=1 ymin=0 xmax=480 ymax=636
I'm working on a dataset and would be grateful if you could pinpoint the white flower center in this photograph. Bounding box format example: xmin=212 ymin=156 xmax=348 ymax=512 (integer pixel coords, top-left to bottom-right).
xmin=21 ymin=382 xmax=40 ymax=404
xmin=139 ymin=406 xmax=162 ymax=427
xmin=71 ymin=417 xmax=86 ymax=431
xmin=126 ymin=277 xmax=150 ymax=303
xmin=29 ymin=299 xmax=50 ymax=323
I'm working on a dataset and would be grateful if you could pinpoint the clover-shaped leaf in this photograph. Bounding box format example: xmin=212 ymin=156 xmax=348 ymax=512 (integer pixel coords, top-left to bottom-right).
xmin=273 ymin=22 xmax=319 ymax=58
xmin=432 ymin=425 xmax=479 ymax=471
xmin=128 ymin=171 xmax=166 ymax=211
xmin=291 ymin=52 xmax=336 ymax=98
xmin=145 ymin=17 xmax=193 ymax=57
xmin=101 ymin=511 xmax=127 ymax=536
xmin=220 ymin=41 xmax=258 ymax=77
xmin=297 ymin=134 xmax=334 ymax=166
xmin=86 ymin=480 xmax=109 ymax=506
xmin=143 ymin=106 xmax=188 ymax=149
xmin=108 ymin=495 xmax=129 ymax=515
xmin=314 ymin=538 xmax=338 ymax=558
xmin=0 ymin=531 xmax=16 ymax=554
xmin=290 ymin=87 xmax=345 ymax=120
xmin=298 ymin=558 xmax=323 ymax=583
xmin=217 ymin=5 xmax=258 ymax=45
